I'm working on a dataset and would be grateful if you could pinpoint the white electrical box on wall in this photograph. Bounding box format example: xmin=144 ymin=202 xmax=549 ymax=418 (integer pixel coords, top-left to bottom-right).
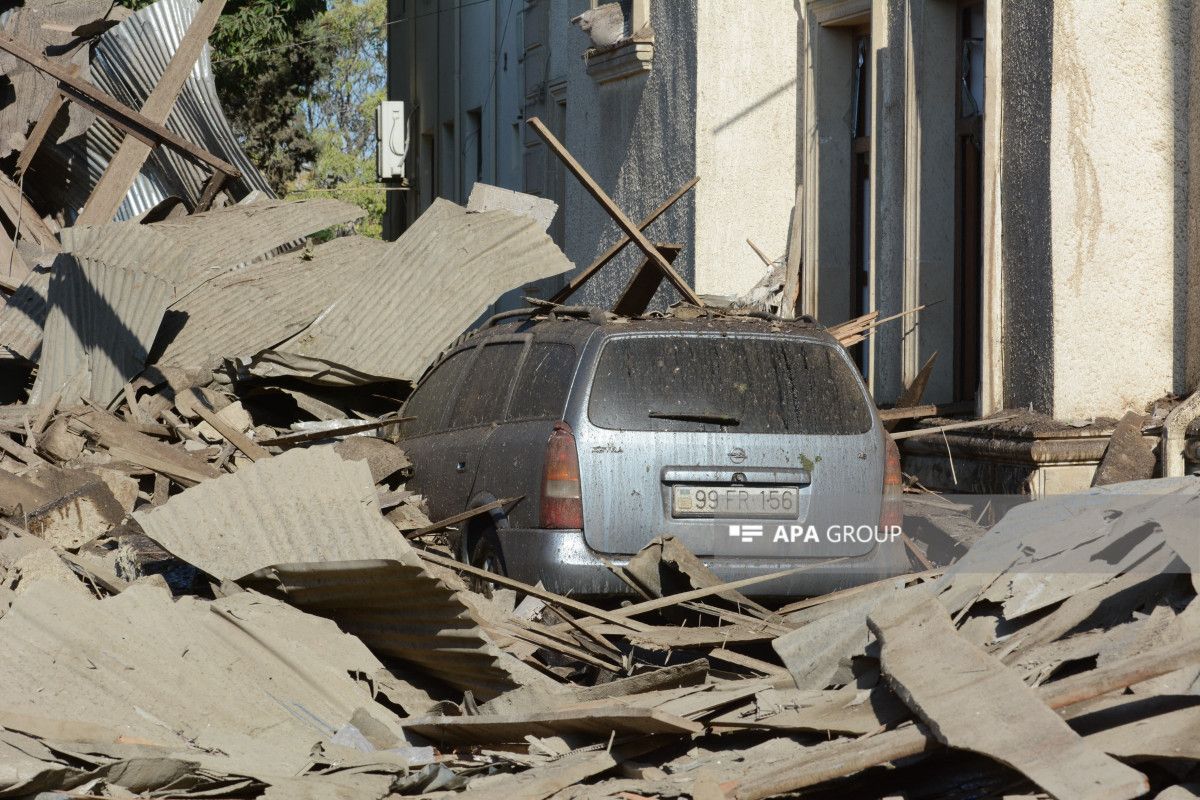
xmin=376 ymin=100 xmax=406 ymax=180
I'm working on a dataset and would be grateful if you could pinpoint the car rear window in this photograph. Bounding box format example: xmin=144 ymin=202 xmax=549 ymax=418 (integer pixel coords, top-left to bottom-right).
xmin=402 ymin=348 xmax=470 ymax=437
xmin=448 ymin=342 xmax=524 ymax=427
xmin=508 ymin=343 xmax=577 ymax=420
xmin=587 ymin=336 xmax=872 ymax=434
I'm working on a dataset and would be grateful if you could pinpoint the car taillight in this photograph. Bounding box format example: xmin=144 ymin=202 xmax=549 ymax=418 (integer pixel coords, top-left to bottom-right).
xmin=540 ymin=422 xmax=583 ymax=529
xmin=880 ymin=433 xmax=904 ymax=532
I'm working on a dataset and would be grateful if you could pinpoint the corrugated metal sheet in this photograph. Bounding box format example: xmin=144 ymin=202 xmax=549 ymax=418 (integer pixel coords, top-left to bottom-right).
xmin=30 ymin=255 xmax=172 ymax=406
xmin=0 ymin=581 xmax=409 ymax=782
xmin=5 ymin=200 xmax=364 ymax=365
xmin=0 ymin=259 xmax=53 ymax=361
xmin=134 ymin=447 xmax=551 ymax=699
xmin=152 ymin=235 xmax=389 ymax=371
xmin=84 ymin=0 xmax=274 ymax=220
xmin=254 ymin=199 xmax=575 ymax=385
xmin=64 ymin=199 xmax=365 ymax=293
xmin=0 ymin=1 xmax=111 ymax=158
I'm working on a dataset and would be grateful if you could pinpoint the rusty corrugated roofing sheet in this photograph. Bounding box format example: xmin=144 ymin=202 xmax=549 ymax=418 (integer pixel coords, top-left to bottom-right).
xmin=253 ymin=199 xmax=574 ymax=385
xmin=85 ymin=0 xmax=274 ymax=219
xmin=0 ymin=581 xmax=409 ymax=783
xmin=151 ymin=235 xmax=389 ymax=371
xmin=29 ymin=255 xmax=172 ymax=406
xmin=134 ymin=447 xmax=551 ymax=699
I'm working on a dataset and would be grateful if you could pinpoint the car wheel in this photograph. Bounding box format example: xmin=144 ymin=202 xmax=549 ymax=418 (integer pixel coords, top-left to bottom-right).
xmin=466 ymin=526 xmax=506 ymax=598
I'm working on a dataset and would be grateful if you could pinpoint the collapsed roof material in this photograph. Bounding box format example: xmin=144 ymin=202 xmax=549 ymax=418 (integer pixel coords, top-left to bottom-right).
xmin=83 ymin=0 xmax=272 ymax=219
xmin=251 ymin=198 xmax=575 ymax=385
xmin=134 ymin=447 xmax=555 ymax=698
xmin=0 ymin=582 xmax=409 ymax=790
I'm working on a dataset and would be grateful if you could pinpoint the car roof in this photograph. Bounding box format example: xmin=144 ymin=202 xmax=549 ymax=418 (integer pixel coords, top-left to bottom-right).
xmin=461 ymin=306 xmax=839 ymax=349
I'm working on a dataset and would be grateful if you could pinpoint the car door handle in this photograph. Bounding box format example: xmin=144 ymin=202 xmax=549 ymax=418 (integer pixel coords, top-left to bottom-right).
xmin=456 ymin=461 xmax=467 ymax=473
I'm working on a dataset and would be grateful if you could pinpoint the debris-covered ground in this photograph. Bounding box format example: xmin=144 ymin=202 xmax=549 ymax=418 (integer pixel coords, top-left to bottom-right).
xmin=0 ymin=192 xmax=1196 ymax=799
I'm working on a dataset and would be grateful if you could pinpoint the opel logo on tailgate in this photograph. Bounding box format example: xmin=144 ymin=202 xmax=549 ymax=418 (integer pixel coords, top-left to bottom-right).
xmin=728 ymin=447 xmax=747 ymax=464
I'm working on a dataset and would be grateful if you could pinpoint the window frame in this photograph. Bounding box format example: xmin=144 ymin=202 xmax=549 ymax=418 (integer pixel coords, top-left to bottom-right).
xmin=443 ymin=337 xmax=529 ymax=431
xmin=505 ymin=340 xmax=580 ymax=423
xmin=401 ymin=343 xmax=480 ymax=438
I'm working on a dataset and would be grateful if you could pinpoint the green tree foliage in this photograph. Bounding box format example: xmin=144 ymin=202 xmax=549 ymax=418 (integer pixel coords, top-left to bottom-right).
xmin=116 ymin=0 xmax=330 ymax=193
xmin=115 ymin=0 xmax=388 ymax=235
xmin=287 ymin=0 xmax=387 ymax=238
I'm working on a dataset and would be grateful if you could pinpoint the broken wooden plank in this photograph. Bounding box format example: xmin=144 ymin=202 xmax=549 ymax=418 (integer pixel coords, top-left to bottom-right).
xmin=77 ymin=0 xmax=227 ymax=225
xmin=549 ymin=177 xmax=699 ymax=304
xmin=402 ymin=705 xmax=702 ymax=746
xmin=884 ymin=352 xmax=937 ymax=432
xmin=256 ymin=414 xmax=411 ymax=447
xmin=187 ymin=390 xmax=270 ymax=462
xmin=403 ymin=496 xmax=520 ymax=539
xmin=0 ymin=33 xmax=240 ymax=179
xmin=866 ymin=596 xmax=1147 ymax=800
xmin=527 ymin=117 xmax=702 ymax=306
xmin=14 ymin=87 xmax=68 ymax=179
xmin=781 ymin=182 xmax=803 ymax=317
xmin=746 ymin=238 xmax=774 ymax=267
xmin=877 ymin=401 xmax=973 ymax=422
xmin=889 ymin=414 xmax=1017 ymax=440
xmin=69 ymin=410 xmax=220 ymax=486
xmin=612 ymin=243 xmax=682 ymax=318
xmin=733 ymin=628 xmax=1200 ymax=800
xmin=0 ymin=174 xmax=59 ymax=257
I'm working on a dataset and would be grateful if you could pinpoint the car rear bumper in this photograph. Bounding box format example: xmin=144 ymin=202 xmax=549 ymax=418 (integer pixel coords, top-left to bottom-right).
xmin=495 ymin=527 xmax=908 ymax=599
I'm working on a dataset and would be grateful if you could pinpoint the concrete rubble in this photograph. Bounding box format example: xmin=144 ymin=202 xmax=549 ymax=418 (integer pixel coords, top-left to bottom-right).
xmin=1 ymin=1 xmax=1199 ymax=797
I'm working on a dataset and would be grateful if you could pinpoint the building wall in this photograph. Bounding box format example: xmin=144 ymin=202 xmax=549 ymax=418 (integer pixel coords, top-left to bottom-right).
xmin=1046 ymin=0 xmax=1193 ymax=419
xmin=799 ymin=0 xmax=1196 ymax=420
xmin=390 ymin=0 xmax=800 ymax=308
xmin=693 ymin=4 xmax=798 ymax=298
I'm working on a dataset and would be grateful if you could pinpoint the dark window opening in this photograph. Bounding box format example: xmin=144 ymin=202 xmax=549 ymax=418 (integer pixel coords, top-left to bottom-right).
xmin=448 ymin=342 xmax=524 ymax=428
xmin=403 ymin=348 xmax=471 ymax=437
xmin=850 ymin=29 xmax=872 ymax=376
xmin=588 ymin=337 xmax=873 ymax=435
xmin=508 ymin=343 xmax=577 ymax=420
xmin=954 ymin=1 xmax=985 ymax=402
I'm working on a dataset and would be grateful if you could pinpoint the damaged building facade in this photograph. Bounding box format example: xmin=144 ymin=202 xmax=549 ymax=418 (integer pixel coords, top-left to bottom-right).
xmin=387 ymin=0 xmax=1199 ymax=418
xmin=387 ymin=0 xmax=1200 ymax=493
xmin=384 ymin=0 xmax=800 ymax=304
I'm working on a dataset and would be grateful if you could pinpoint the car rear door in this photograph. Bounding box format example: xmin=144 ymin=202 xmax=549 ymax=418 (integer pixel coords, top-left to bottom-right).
xmin=470 ymin=340 xmax=581 ymax=528
xmin=437 ymin=339 xmax=526 ymax=514
xmin=572 ymin=332 xmax=884 ymax=559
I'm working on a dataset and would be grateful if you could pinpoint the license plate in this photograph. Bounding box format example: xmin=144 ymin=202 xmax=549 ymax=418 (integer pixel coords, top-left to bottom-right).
xmin=672 ymin=485 xmax=801 ymax=519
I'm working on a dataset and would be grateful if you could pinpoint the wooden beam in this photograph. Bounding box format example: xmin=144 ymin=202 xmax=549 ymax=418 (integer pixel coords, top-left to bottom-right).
xmin=78 ymin=0 xmax=226 ymax=226
xmin=15 ymin=86 xmax=70 ymax=179
xmin=527 ymin=117 xmax=703 ymax=306
xmin=884 ymin=351 xmax=938 ymax=432
xmin=194 ymin=169 xmax=228 ymax=213
xmin=549 ymin=176 xmax=699 ymax=304
xmin=612 ymin=243 xmax=681 ymax=317
xmin=188 ymin=390 xmax=270 ymax=462
xmin=0 ymin=174 xmax=59 ymax=256
xmin=0 ymin=32 xmax=241 ymax=180
xmin=781 ymin=183 xmax=804 ymax=317
xmin=0 ymin=225 xmax=30 ymax=291
xmin=889 ymin=414 xmax=1017 ymax=440
xmin=405 ymin=496 xmax=522 ymax=539
xmin=746 ymin=238 xmax=773 ymax=267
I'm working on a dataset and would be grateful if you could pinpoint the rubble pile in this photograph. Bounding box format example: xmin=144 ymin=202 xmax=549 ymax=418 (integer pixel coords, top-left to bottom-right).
xmin=0 ymin=200 xmax=1194 ymax=800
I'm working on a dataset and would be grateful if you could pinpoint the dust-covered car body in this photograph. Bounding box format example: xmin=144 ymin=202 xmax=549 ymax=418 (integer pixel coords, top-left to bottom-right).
xmin=400 ymin=309 xmax=907 ymax=598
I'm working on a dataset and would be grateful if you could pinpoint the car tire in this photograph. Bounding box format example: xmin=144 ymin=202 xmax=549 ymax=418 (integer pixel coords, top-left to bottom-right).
xmin=465 ymin=523 xmax=507 ymax=598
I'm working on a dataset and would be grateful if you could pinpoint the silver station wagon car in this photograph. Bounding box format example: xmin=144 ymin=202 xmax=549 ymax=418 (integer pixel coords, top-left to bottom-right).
xmin=400 ymin=308 xmax=907 ymax=598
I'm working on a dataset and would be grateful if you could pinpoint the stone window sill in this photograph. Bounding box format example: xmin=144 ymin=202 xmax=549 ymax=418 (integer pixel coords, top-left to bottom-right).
xmin=584 ymin=39 xmax=654 ymax=84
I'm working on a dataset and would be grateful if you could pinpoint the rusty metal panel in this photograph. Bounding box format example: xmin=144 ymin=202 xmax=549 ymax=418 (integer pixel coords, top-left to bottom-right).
xmin=30 ymin=255 xmax=172 ymax=406
xmin=85 ymin=0 xmax=275 ymax=219
xmin=152 ymin=235 xmax=389 ymax=371
xmin=254 ymin=199 xmax=574 ymax=385
xmin=134 ymin=447 xmax=550 ymax=698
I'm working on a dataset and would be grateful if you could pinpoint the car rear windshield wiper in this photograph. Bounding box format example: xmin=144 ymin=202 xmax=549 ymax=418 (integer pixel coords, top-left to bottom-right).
xmin=648 ymin=409 xmax=741 ymax=426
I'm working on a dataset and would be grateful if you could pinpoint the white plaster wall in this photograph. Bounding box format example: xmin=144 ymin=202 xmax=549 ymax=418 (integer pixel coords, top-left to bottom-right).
xmin=1049 ymin=0 xmax=1191 ymax=419
xmin=693 ymin=4 xmax=798 ymax=297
